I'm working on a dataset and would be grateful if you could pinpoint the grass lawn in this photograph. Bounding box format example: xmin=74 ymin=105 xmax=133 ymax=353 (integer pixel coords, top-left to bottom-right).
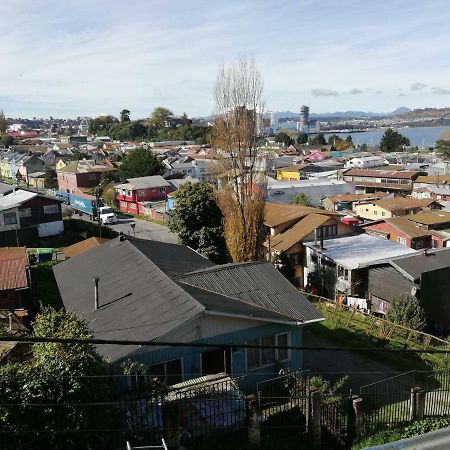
xmin=31 ymin=261 xmax=63 ymax=308
xmin=310 ymin=301 xmax=449 ymax=372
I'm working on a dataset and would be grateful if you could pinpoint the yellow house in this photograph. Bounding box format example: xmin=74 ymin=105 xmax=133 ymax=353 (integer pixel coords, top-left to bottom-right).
xmin=354 ymin=197 xmax=438 ymax=221
xmin=276 ymin=165 xmax=305 ymax=181
xmin=55 ymin=159 xmax=67 ymax=170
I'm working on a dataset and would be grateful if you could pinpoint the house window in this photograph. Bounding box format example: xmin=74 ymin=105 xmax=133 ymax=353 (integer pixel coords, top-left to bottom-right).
xmin=43 ymin=204 xmax=59 ymax=214
xmin=397 ymin=237 xmax=406 ymax=245
xmin=246 ymin=333 xmax=291 ymax=370
xmin=432 ymin=239 xmax=439 ymax=248
xmin=3 ymin=213 xmax=17 ymax=225
xmin=276 ymin=333 xmax=289 ymax=362
xmin=288 ymin=253 xmax=301 ymax=266
xmin=322 ymin=224 xmax=337 ymax=237
xmin=148 ymin=358 xmax=183 ymax=386
xmin=19 ymin=208 xmax=32 ymax=218
xmin=138 ymin=190 xmax=146 ymax=197
xmin=381 ymin=212 xmax=386 ymax=217
xmin=88 ymin=173 xmax=97 ymax=180
xmin=374 ymin=210 xmax=377 ymax=215
xmin=160 ymin=188 xmax=166 ymax=193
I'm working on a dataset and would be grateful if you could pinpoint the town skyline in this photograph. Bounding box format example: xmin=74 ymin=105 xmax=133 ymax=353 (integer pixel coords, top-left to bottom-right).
xmin=2 ymin=0 xmax=450 ymax=118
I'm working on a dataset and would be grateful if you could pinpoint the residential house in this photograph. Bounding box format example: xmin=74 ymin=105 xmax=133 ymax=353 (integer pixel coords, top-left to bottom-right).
xmin=304 ymin=234 xmax=416 ymax=299
xmin=345 ymin=156 xmax=388 ymax=169
xmin=0 ymin=190 xmax=63 ymax=245
xmin=267 ymin=178 xmax=355 ymax=206
xmin=116 ymin=175 xmax=171 ymax=215
xmin=56 ymin=160 xmax=116 ymax=195
xmin=343 ymin=169 xmax=424 ymax=194
xmin=367 ymin=248 xmax=450 ymax=333
xmin=264 ymin=202 xmax=353 ymax=287
xmin=412 ymin=175 xmax=450 ymax=202
xmin=27 ymin=172 xmax=47 ymax=189
xmin=0 ymin=247 xmax=30 ymax=309
xmin=362 ymin=216 xmax=434 ymax=250
xmin=276 ymin=165 xmax=306 ymax=181
xmin=323 ymin=192 xmax=388 ymax=212
xmin=353 ymin=197 xmax=441 ymax=221
xmin=53 ymin=236 xmax=323 ymax=390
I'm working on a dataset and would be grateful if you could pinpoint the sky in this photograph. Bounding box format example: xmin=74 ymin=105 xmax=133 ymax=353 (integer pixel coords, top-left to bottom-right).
xmin=2 ymin=0 xmax=450 ymax=119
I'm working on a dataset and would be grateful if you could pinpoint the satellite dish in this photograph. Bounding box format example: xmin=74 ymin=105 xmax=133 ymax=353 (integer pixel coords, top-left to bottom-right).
xmin=411 ymin=286 xmax=418 ymax=297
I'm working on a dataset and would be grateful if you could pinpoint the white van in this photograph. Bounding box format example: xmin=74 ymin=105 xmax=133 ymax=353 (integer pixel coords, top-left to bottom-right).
xmin=99 ymin=206 xmax=118 ymax=225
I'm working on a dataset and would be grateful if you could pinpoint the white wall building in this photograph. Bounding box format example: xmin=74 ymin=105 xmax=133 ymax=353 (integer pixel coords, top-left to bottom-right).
xmin=266 ymin=178 xmax=355 ymax=206
xmin=345 ymin=156 xmax=388 ymax=169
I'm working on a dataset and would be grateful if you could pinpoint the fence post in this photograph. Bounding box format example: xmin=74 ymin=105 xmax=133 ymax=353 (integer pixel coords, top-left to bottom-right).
xmin=415 ymin=387 xmax=426 ymax=420
xmin=409 ymin=387 xmax=416 ymax=421
xmin=246 ymin=394 xmax=261 ymax=447
xmin=347 ymin=395 xmax=363 ymax=446
xmin=307 ymin=388 xmax=322 ymax=449
xmin=162 ymin=400 xmax=180 ymax=449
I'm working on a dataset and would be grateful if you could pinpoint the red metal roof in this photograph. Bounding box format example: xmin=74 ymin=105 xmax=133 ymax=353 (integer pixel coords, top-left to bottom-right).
xmin=0 ymin=258 xmax=28 ymax=291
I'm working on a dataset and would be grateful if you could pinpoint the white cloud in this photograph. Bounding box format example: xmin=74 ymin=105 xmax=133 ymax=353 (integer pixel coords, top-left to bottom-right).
xmin=411 ymin=82 xmax=427 ymax=91
xmin=311 ymin=89 xmax=339 ymax=97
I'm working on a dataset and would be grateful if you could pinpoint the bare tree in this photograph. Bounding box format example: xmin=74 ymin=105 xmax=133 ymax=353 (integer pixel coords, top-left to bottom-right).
xmin=212 ymin=57 xmax=266 ymax=262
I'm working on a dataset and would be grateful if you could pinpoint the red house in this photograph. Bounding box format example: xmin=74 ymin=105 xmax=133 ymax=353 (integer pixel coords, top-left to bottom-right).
xmin=116 ymin=176 xmax=171 ymax=215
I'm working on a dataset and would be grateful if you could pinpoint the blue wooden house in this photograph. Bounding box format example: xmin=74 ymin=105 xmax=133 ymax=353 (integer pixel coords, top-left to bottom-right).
xmin=53 ymin=236 xmax=323 ymax=391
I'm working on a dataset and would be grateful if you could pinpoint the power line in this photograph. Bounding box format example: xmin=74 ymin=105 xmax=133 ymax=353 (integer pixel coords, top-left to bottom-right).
xmin=1 ymin=335 xmax=449 ymax=354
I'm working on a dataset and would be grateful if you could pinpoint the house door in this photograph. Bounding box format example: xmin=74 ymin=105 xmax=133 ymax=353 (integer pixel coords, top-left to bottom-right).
xmin=201 ymin=349 xmax=231 ymax=375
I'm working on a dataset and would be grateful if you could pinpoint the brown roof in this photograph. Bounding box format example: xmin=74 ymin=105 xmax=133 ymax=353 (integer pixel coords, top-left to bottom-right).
xmin=408 ymin=211 xmax=450 ymax=226
xmin=385 ymin=217 xmax=432 ymax=239
xmin=343 ymin=169 xmax=420 ymax=179
xmin=63 ymin=237 xmax=109 ymax=259
xmin=0 ymin=247 xmax=28 ymax=291
xmin=326 ymin=192 xmax=388 ymax=203
xmin=264 ymin=202 xmax=338 ymax=228
xmin=270 ymin=214 xmax=332 ymax=252
xmin=370 ymin=197 xmax=435 ymax=212
xmin=415 ymin=175 xmax=450 ymax=184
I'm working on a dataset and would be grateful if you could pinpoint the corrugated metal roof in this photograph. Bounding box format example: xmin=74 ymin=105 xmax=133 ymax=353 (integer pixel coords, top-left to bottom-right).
xmin=0 ymin=258 xmax=28 ymax=291
xmin=176 ymin=261 xmax=323 ymax=323
xmin=0 ymin=190 xmax=37 ymax=211
xmin=344 ymin=169 xmax=419 ymax=179
xmin=264 ymin=202 xmax=337 ymax=228
xmin=116 ymin=176 xmax=170 ymax=190
xmin=63 ymin=237 xmax=109 ymax=259
xmin=53 ymin=238 xmax=206 ymax=362
xmin=390 ymin=248 xmax=450 ymax=282
xmin=271 ymin=213 xmax=332 ymax=252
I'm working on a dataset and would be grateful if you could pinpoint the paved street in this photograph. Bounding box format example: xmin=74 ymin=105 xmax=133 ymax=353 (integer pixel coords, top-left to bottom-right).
xmin=108 ymin=214 xmax=177 ymax=244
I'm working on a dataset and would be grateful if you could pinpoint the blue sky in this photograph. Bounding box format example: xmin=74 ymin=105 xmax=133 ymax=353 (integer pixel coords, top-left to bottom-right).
xmin=2 ymin=0 xmax=450 ymax=118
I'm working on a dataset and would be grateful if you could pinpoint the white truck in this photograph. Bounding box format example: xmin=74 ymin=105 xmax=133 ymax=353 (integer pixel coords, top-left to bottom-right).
xmin=99 ymin=206 xmax=118 ymax=225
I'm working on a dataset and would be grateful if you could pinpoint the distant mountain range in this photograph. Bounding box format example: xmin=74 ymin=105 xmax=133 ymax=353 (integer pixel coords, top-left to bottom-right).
xmin=274 ymin=107 xmax=411 ymax=119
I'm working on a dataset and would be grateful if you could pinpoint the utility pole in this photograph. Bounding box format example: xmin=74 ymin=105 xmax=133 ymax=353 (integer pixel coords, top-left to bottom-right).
xmin=95 ymin=186 xmax=102 ymax=238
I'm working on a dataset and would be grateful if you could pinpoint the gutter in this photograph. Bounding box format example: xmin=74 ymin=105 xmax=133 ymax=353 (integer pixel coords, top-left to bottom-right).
xmin=204 ymin=310 xmax=324 ymax=327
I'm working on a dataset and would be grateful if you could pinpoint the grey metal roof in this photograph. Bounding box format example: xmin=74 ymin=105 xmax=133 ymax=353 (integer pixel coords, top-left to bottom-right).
xmin=117 ymin=175 xmax=170 ymax=190
xmin=0 ymin=190 xmax=37 ymax=211
xmin=389 ymin=248 xmax=450 ymax=282
xmin=129 ymin=238 xmax=215 ymax=276
xmin=53 ymin=237 xmax=323 ymax=362
xmin=0 ymin=183 xmax=14 ymax=196
xmin=176 ymin=262 xmax=323 ymax=323
xmin=178 ymin=282 xmax=300 ymax=323
xmin=53 ymin=238 xmax=206 ymax=362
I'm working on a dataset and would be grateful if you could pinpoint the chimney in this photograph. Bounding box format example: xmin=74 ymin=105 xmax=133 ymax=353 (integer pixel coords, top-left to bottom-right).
xmin=8 ymin=312 xmax=13 ymax=332
xmin=93 ymin=277 xmax=100 ymax=310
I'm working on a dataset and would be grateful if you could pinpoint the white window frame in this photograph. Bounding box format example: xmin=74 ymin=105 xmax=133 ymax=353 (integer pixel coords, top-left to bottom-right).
xmin=147 ymin=357 xmax=184 ymax=385
xmin=397 ymin=237 xmax=406 ymax=245
xmin=43 ymin=204 xmax=59 ymax=215
xmin=138 ymin=190 xmax=146 ymax=196
xmin=19 ymin=208 xmax=32 ymax=218
xmin=3 ymin=212 xmax=17 ymax=225
xmin=275 ymin=332 xmax=291 ymax=363
xmin=245 ymin=332 xmax=291 ymax=371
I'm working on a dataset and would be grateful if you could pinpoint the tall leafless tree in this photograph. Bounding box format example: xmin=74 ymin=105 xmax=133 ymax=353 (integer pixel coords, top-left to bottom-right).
xmin=212 ymin=57 xmax=266 ymax=262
